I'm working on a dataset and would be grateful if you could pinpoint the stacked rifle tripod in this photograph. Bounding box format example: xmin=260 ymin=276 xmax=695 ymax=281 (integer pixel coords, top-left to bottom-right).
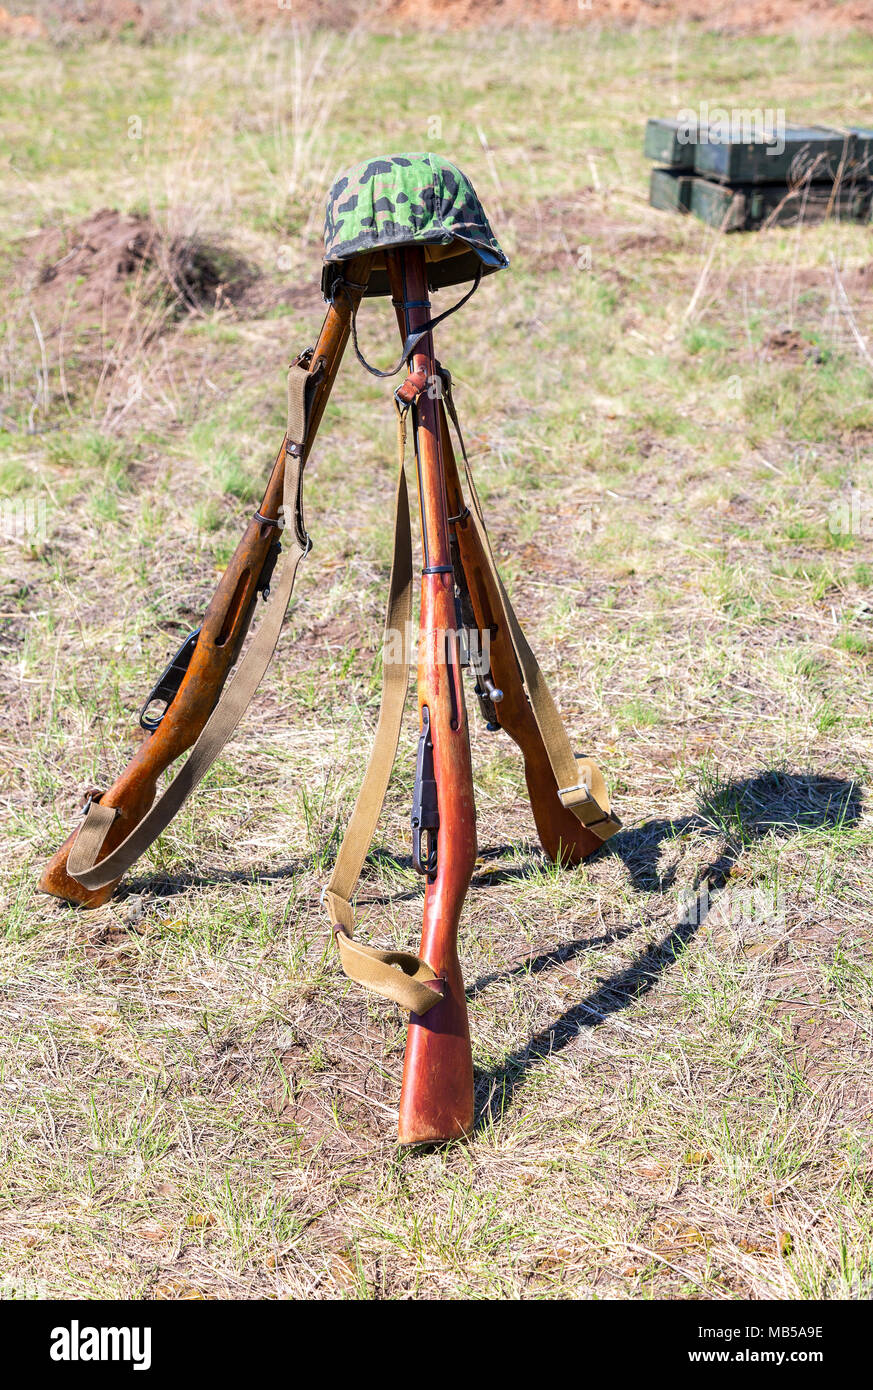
xmin=39 ymin=154 xmax=620 ymax=1145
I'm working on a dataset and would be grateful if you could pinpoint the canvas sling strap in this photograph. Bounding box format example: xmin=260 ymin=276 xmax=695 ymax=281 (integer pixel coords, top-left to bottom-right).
xmin=66 ymin=357 xmax=321 ymax=890
xmin=324 ymin=397 xmax=446 ymax=1016
xmin=324 ymin=372 xmax=619 ymax=1018
xmin=438 ymin=365 xmax=620 ymax=842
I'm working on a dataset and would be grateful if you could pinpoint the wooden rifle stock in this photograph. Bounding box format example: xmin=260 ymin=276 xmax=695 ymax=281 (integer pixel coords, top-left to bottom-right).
xmin=39 ymin=256 xmax=372 ymax=907
xmin=40 ymin=450 xmax=288 ymax=907
xmin=438 ymin=405 xmax=604 ymax=866
xmin=387 ymin=248 xmax=477 ymax=1144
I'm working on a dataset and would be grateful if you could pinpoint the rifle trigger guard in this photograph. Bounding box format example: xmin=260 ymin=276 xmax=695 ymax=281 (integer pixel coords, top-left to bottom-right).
xmin=411 ymin=705 xmax=439 ymax=879
xmin=257 ymin=538 xmax=283 ymax=601
xmin=139 ymin=627 xmax=202 ymax=732
xmin=80 ymin=791 xmax=121 ymax=825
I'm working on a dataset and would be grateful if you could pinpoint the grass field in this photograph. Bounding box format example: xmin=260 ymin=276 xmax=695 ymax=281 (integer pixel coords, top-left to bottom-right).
xmin=1 ymin=19 xmax=872 ymax=1300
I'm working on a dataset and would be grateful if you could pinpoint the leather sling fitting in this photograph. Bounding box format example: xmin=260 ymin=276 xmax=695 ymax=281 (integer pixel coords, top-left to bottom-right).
xmin=323 ymin=371 xmax=619 ymax=1015
xmin=66 ymin=358 xmax=320 ymax=889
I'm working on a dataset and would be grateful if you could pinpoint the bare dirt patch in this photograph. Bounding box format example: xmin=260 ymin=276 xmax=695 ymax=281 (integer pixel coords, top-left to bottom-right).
xmin=15 ymin=0 xmax=873 ymax=38
xmin=379 ymin=0 xmax=873 ymax=32
xmin=0 ymin=4 xmax=45 ymax=35
xmin=762 ymin=327 xmax=824 ymax=363
xmin=19 ymin=208 xmax=257 ymax=340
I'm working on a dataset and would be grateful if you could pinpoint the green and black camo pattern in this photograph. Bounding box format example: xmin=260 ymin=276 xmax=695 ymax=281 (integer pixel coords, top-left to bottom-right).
xmin=322 ymin=152 xmax=508 ymax=298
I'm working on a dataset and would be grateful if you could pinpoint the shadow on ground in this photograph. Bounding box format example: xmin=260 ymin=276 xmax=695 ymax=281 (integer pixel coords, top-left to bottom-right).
xmin=472 ymin=770 xmax=862 ymax=1131
xmin=119 ymin=858 xmax=314 ymax=898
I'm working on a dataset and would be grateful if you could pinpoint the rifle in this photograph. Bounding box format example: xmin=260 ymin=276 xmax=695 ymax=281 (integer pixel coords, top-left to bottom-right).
xmin=38 ymin=255 xmax=372 ymax=907
xmin=322 ymin=246 xmax=619 ymax=1144
xmin=389 ymin=246 xmax=478 ymax=1143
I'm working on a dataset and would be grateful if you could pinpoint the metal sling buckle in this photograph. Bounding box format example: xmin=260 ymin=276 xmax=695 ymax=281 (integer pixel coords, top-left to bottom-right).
xmin=557 ymin=782 xmax=592 ymax=807
xmin=557 ymin=782 xmax=613 ymax=830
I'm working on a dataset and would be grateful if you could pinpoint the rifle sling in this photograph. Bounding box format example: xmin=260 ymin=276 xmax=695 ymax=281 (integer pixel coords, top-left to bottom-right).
xmin=70 ymin=357 xmax=617 ymax=1013
xmin=67 ymin=362 xmax=318 ymax=890
xmin=338 ymin=267 xmax=481 ymax=380
xmin=325 ymin=401 xmax=445 ymax=1016
xmin=324 ymin=374 xmax=617 ymax=1019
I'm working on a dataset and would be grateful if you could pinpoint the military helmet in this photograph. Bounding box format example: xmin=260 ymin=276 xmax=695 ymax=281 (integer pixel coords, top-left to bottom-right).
xmin=322 ymin=152 xmax=509 ymax=300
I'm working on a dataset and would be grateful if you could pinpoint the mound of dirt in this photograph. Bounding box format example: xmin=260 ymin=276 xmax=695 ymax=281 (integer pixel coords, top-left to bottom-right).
xmin=20 ymin=208 xmax=256 ymax=339
xmin=762 ymin=328 xmax=824 ymax=363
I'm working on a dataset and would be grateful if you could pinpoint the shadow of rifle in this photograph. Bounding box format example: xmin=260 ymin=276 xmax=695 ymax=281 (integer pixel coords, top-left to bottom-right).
xmin=473 ymin=771 xmax=862 ymax=1130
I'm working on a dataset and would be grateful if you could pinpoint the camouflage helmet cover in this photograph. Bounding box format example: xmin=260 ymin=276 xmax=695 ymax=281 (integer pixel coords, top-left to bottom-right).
xmin=322 ymin=151 xmax=509 ymax=299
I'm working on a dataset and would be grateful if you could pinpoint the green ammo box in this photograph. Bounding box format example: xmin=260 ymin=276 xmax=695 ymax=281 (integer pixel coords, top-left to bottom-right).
xmin=851 ymin=128 xmax=873 ymax=177
xmin=687 ymin=178 xmax=748 ymax=230
xmin=693 ymin=126 xmax=854 ymax=185
xmin=649 ymin=167 xmax=693 ymax=213
xmin=643 ymin=118 xmax=700 ymax=170
xmin=744 ymin=180 xmax=873 ymax=228
xmin=653 ymin=176 xmax=873 ymax=231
